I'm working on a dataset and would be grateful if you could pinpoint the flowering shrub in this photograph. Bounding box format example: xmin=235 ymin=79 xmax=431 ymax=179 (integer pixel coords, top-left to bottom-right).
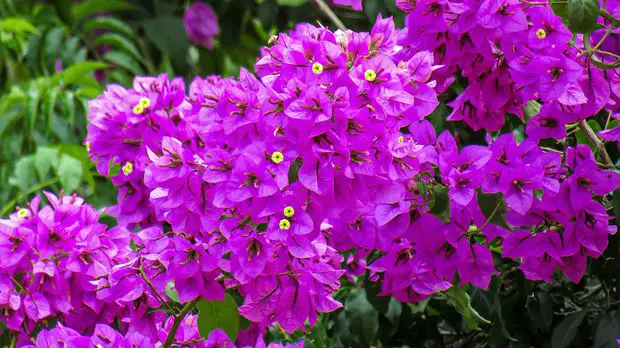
xmin=1 ymin=0 xmax=619 ymax=347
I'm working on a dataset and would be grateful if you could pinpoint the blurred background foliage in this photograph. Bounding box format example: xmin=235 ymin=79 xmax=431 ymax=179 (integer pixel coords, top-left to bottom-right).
xmin=0 ymin=0 xmax=618 ymax=347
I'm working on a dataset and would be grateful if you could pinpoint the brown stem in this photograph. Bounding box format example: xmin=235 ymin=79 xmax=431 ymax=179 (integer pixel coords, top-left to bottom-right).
xmin=162 ymin=298 xmax=199 ymax=348
xmin=138 ymin=261 xmax=173 ymax=312
xmin=312 ymin=0 xmax=347 ymax=31
xmin=578 ymin=120 xmax=614 ymax=168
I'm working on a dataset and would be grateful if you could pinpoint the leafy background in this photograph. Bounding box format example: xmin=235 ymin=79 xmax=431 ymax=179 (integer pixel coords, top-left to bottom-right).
xmin=0 ymin=0 xmax=618 ymax=347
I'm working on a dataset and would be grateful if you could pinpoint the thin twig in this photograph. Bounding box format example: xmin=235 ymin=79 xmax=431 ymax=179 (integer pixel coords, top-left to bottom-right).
xmin=312 ymin=0 xmax=347 ymax=31
xmin=138 ymin=263 xmax=174 ymax=312
xmin=604 ymin=111 xmax=612 ymax=129
xmin=578 ymin=120 xmax=614 ymax=168
xmin=479 ymin=201 xmax=502 ymax=230
xmin=162 ymin=298 xmax=199 ymax=348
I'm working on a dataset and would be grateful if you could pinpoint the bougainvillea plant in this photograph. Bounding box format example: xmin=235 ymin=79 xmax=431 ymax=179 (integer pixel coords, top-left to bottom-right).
xmin=1 ymin=0 xmax=619 ymax=346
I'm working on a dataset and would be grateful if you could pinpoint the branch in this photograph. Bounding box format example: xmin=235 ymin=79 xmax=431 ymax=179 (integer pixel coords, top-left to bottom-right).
xmin=312 ymin=0 xmax=347 ymax=31
xmin=162 ymin=298 xmax=199 ymax=348
xmin=601 ymin=9 xmax=620 ymax=27
xmin=578 ymin=120 xmax=614 ymax=168
xmin=138 ymin=263 xmax=174 ymax=312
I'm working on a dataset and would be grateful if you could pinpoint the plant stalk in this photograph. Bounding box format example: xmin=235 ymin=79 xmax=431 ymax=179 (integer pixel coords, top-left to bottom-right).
xmin=313 ymin=0 xmax=347 ymax=31
xmin=578 ymin=120 xmax=614 ymax=168
xmin=162 ymin=298 xmax=199 ymax=348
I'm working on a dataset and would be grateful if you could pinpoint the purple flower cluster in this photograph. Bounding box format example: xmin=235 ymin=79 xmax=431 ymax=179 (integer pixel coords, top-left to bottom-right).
xmin=86 ymin=75 xmax=192 ymax=227
xmin=6 ymin=2 xmax=620 ymax=346
xmin=28 ymin=319 xmax=302 ymax=348
xmin=0 ymin=193 xmax=131 ymax=342
xmin=84 ymin=17 xmax=446 ymax=336
xmin=396 ymin=0 xmax=618 ymax=134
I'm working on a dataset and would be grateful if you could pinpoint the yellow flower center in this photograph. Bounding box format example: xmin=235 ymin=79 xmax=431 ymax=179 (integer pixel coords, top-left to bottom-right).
xmin=133 ymin=104 xmax=144 ymax=115
xmin=536 ymin=28 xmax=546 ymax=39
xmin=17 ymin=208 xmax=28 ymax=218
xmin=364 ymin=69 xmax=377 ymax=82
xmin=283 ymin=206 xmax=295 ymax=217
xmin=398 ymin=136 xmax=404 ymax=143
xmin=85 ymin=141 xmax=91 ymax=152
xmin=271 ymin=151 xmax=284 ymax=164
xmin=139 ymin=97 xmax=151 ymax=108
xmin=122 ymin=162 xmax=134 ymax=176
xmin=312 ymin=62 xmax=324 ymax=75
xmin=279 ymin=219 xmax=291 ymax=230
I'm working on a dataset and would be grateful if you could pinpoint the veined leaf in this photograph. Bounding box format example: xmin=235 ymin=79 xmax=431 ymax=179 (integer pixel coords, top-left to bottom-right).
xmin=73 ymin=0 xmax=138 ymax=21
xmin=61 ymin=61 xmax=108 ymax=86
xmin=56 ymin=154 xmax=83 ymax=193
xmin=445 ymin=285 xmax=491 ymax=330
xmin=551 ymin=311 xmax=585 ymax=348
xmin=83 ymin=16 xmax=135 ymax=37
xmin=567 ymin=0 xmax=600 ymax=33
xmin=0 ymin=17 xmax=38 ymax=34
xmin=104 ymin=51 xmax=143 ymax=75
xmin=196 ymin=294 xmax=240 ymax=341
xmin=94 ymin=33 xmax=141 ymax=61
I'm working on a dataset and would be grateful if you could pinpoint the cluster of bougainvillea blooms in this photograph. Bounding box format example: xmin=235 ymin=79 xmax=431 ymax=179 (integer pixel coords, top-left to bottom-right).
xmin=27 ymin=321 xmax=302 ymax=348
xmin=0 ymin=193 xmax=130 ymax=337
xmin=395 ymin=0 xmax=619 ymax=135
xmin=3 ymin=1 xmax=620 ymax=346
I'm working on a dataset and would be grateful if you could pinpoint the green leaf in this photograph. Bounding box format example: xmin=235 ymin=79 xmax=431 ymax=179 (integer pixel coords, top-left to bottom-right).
xmin=365 ymin=281 xmax=391 ymax=314
xmin=196 ymin=294 xmax=240 ymax=341
xmin=416 ymin=180 xmax=428 ymax=199
xmin=108 ymin=162 xmax=121 ymax=177
xmin=344 ymin=290 xmax=378 ymax=346
xmin=0 ymin=17 xmax=39 ymax=34
xmin=575 ymin=119 xmax=601 ymax=153
xmin=527 ymin=291 xmax=553 ymax=333
xmin=58 ymin=145 xmax=95 ymax=190
xmin=277 ymin=0 xmax=308 ymax=6
xmin=522 ymin=100 xmax=541 ymax=122
xmin=288 ymin=159 xmax=302 ymax=184
xmin=429 ymin=185 xmax=451 ymax=223
xmin=164 ymin=282 xmax=180 ymax=303
xmin=593 ymin=312 xmax=620 ymax=348
xmin=56 ymin=154 xmax=83 ymax=193
xmin=63 ymin=92 xmax=76 ymax=127
xmin=83 ymin=16 xmax=135 ymax=37
xmin=303 ymin=321 xmax=332 ymax=348
xmin=551 ymin=311 xmax=585 ymax=348
xmin=445 ymin=286 xmax=491 ymax=330
xmin=9 ymin=155 xmax=37 ymax=193
xmin=61 ymin=61 xmax=108 ymax=86
xmin=45 ymin=87 xmax=60 ymax=127
xmin=141 ymin=16 xmax=189 ymax=72
xmin=551 ymin=0 xmax=570 ymax=25
xmin=567 ymin=0 xmax=600 ymax=33
xmin=77 ymin=87 xmax=104 ymax=99
xmin=104 ymin=51 xmax=143 ymax=75
xmin=73 ymin=0 xmax=138 ymax=21
xmin=34 ymin=147 xmax=59 ymax=180
xmin=43 ymin=27 xmax=66 ymax=68
xmin=477 ymin=191 xmax=513 ymax=231
xmin=94 ymin=33 xmax=141 ymax=61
